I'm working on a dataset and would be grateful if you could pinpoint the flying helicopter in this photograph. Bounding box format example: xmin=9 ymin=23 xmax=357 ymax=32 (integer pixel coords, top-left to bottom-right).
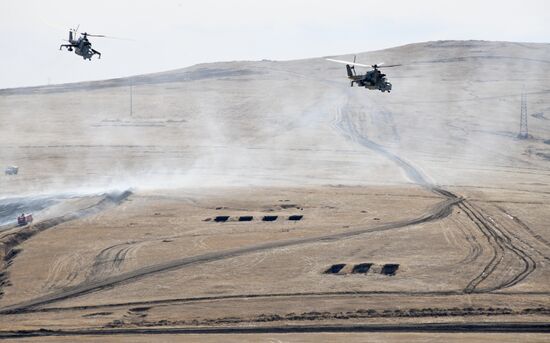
xmin=327 ymin=57 xmax=401 ymax=93
xmin=59 ymin=27 xmax=104 ymax=60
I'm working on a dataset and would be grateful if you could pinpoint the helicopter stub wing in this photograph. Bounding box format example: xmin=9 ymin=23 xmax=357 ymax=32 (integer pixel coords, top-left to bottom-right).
xmin=59 ymin=43 xmax=76 ymax=50
xmin=91 ymin=48 xmax=102 ymax=59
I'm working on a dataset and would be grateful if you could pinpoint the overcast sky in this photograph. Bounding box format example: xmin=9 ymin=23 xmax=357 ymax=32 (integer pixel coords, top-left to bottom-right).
xmin=1 ymin=0 xmax=548 ymax=88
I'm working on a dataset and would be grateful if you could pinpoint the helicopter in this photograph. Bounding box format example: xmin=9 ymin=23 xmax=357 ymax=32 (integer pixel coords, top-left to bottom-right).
xmin=327 ymin=57 xmax=401 ymax=93
xmin=59 ymin=28 xmax=103 ymax=60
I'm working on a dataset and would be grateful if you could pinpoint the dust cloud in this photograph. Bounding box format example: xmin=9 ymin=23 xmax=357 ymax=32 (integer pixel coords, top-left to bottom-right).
xmin=1 ymin=41 xmax=550 ymax=199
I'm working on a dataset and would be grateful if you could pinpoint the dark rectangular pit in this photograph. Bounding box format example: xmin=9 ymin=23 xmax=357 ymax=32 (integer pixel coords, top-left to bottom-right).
xmin=262 ymin=215 xmax=278 ymax=222
xmin=288 ymin=215 xmax=303 ymax=221
xmin=238 ymin=216 xmax=253 ymax=222
xmin=214 ymin=216 xmax=230 ymax=222
xmin=352 ymin=263 xmax=373 ymax=274
xmin=381 ymin=264 xmax=399 ymax=276
xmin=324 ymin=264 xmax=346 ymax=274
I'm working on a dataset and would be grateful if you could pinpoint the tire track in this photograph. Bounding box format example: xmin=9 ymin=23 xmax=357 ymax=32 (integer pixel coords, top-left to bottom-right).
xmin=15 ymin=288 xmax=550 ymax=315
xmin=452 ymin=215 xmax=483 ymax=266
xmin=461 ymin=201 xmax=536 ymax=293
xmin=333 ymin=99 xmax=538 ymax=294
xmin=0 ymin=191 xmax=132 ymax=301
xmin=333 ymin=103 xmax=432 ymax=188
xmin=86 ymin=242 xmax=144 ymax=282
xmin=495 ymin=206 xmax=550 ymax=261
xmin=460 ymin=202 xmax=505 ymax=292
xmin=0 ymin=196 xmax=460 ymax=315
xmin=43 ymin=252 xmax=87 ymax=291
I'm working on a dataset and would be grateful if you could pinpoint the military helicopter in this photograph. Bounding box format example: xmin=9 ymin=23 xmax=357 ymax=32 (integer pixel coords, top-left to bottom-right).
xmin=59 ymin=27 xmax=103 ymax=60
xmin=327 ymin=57 xmax=401 ymax=93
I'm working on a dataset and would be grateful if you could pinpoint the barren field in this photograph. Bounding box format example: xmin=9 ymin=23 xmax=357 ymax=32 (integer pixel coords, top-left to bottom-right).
xmin=0 ymin=40 xmax=549 ymax=341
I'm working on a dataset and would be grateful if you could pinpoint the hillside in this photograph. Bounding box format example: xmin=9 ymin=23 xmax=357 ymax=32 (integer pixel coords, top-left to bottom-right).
xmin=0 ymin=41 xmax=549 ymax=340
xmin=1 ymin=40 xmax=549 ymax=197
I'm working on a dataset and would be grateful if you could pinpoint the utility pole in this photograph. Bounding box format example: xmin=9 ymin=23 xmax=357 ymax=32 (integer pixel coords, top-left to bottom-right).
xmin=518 ymin=91 xmax=528 ymax=139
xmin=129 ymin=82 xmax=133 ymax=118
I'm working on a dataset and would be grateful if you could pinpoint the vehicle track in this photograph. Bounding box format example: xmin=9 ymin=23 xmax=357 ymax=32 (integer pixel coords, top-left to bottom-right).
xmin=460 ymin=202 xmax=504 ymax=292
xmin=0 ymin=195 xmax=460 ymax=315
xmin=451 ymin=214 xmax=483 ymax=266
xmin=495 ymin=206 xmax=550 ymax=261
xmin=86 ymin=242 xmax=143 ymax=282
xmin=43 ymin=252 xmax=86 ymax=291
xmin=0 ymin=191 xmax=132 ymax=300
xmin=333 ymin=98 xmax=538 ymax=294
xmin=17 ymin=289 xmax=550 ymax=315
xmin=333 ymin=103 xmax=431 ymax=188
xmin=461 ymin=201 xmax=536 ymax=293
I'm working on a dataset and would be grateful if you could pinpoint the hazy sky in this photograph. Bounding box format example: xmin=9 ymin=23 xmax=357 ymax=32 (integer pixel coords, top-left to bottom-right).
xmin=1 ymin=0 xmax=548 ymax=88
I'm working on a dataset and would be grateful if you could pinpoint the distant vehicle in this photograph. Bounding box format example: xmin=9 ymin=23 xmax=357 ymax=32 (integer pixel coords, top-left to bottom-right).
xmin=5 ymin=166 xmax=18 ymax=175
xmin=327 ymin=56 xmax=401 ymax=93
xmin=59 ymin=27 xmax=103 ymax=60
xmin=17 ymin=213 xmax=33 ymax=226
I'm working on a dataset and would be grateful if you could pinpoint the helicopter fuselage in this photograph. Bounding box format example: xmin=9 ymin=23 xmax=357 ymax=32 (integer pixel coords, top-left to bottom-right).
xmin=73 ymin=39 xmax=94 ymax=59
xmin=347 ymin=65 xmax=392 ymax=92
xmin=60 ymin=32 xmax=101 ymax=60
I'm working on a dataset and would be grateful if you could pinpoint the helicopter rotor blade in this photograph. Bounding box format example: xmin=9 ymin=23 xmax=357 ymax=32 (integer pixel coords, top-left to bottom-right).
xmin=103 ymin=35 xmax=135 ymax=41
xmin=326 ymin=58 xmax=371 ymax=68
xmin=105 ymin=36 xmax=135 ymax=41
xmin=84 ymin=33 xmax=134 ymax=41
xmin=328 ymin=58 xmax=402 ymax=69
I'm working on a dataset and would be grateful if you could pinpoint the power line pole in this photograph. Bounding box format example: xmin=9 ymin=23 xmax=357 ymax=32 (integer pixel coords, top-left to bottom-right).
xmin=130 ymin=83 xmax=133 ymax=118
xmin=518 ymin=92 xmax=528 ymax=139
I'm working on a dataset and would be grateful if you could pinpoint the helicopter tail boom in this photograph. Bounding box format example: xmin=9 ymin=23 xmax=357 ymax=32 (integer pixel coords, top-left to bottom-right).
xmin=346 ymin=64 xmax=354 ymax=78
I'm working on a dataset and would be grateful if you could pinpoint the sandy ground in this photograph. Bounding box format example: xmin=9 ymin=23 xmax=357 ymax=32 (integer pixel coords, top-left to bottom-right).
xmin=0 ymin=40 xmax=549 ymax=341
